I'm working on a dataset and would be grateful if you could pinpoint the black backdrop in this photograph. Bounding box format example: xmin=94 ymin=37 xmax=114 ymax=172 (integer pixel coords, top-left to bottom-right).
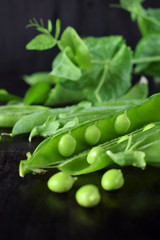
xmin=0 ymin=0 xmax=160 ymax=88
xmin=1 ymin=2 xmax=160 ymax=240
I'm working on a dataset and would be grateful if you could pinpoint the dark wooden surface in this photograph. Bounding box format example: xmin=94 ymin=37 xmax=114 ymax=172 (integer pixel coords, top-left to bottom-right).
xmin=1 ymin=132 xmax=160 ymax=240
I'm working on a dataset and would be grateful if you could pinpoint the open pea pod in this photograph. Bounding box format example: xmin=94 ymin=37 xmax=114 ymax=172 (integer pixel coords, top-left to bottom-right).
xmin=58 ymin=123 xmax=160 ymax=175
xmin=19 ymin=93 xmax=160 ymax=177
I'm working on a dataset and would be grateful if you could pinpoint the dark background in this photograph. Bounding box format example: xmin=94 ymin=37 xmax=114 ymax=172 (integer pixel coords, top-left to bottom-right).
xmin=0 ymin=0 xmax=160 ymax=95
xmin=1 ymin=1 xmax=160 ymax=240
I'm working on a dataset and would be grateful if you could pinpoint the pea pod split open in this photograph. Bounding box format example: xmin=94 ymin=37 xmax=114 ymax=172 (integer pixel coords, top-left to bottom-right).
xmin=19 ymin=93 xmax=160 ymax=177
xmin=58 ymin=123 xmax=160 ymax=175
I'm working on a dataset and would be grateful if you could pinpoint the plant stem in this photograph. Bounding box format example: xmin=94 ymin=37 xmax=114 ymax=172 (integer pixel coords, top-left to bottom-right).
xmin=132 ymin=56 xmax=160 ymax=64
xmin=94 ymin=65 xmax=108 ymax=103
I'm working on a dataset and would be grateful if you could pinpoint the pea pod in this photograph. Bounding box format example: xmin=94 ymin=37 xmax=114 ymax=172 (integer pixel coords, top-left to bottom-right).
xmin=0 ymin=105 xmax=50 ymax=127
xmin=24 ymin=82 xmax=51 ymax=105
xmin=19 ymin=93 xmax=160 ymax=177
xmin=13 ymin=100 xmax=139 ymax=137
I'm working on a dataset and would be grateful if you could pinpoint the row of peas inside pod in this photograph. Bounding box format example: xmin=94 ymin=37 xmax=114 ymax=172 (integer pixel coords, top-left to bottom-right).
xmin=58 ymin=111 xmax=130 ymax=158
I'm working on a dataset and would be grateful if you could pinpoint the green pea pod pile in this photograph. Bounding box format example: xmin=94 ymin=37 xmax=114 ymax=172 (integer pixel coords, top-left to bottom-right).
xmin=19 ymin=93 xmax=160 ymax=177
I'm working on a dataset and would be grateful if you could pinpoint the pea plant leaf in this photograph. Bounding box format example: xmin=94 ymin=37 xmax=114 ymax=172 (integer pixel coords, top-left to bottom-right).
xmin=45 ymin=84 xmax=85 ymax=106
xmin=119 ymin=0 xmax=160 ymax=36
xmin=23 ymin=72 xmax=56 ymax=85
xmin=106 ymin=150 xmax=146 ymax=169
xmin=54 ymin=19 xmax=61 ymax=40
xmin=120 ymin=0 xmax=144 ymax=9
xmin=48 ymin=36 xmax=132 ymax=105
xmin=59 ymin=26 xmax=92 ymax=70
xmin=119 ymin=76 xmax=148 ymax=101
xmin=134 ymin=34 xmax=160 ymax=77
xmin=47 ymin=20 xmax=53 ymax=33
xmin=26 ymin=19 xmax=59 ymax=51
xmin=61 ymin=117 xmax=79 ymax=129
xmin=119 ymin=0 xmax=145 ymax=21
xmin=29 ymin=116 xmax=60 ymax=142
xmin=50 ymin=49 xmax=82 ymax=81
xmin=81 ymin=36 xmax=132 ymax=103
xmin=137 ymin=8 xmax=160 ymax=36
xmin=26 ymin=34 xmax=57 ymax=50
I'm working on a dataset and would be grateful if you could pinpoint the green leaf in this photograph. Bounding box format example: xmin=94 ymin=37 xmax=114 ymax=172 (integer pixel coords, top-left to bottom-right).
xmin=134 ymin=34 xmax=160 ymax=77
xmin=106 ymin=150 xmax=146 ymax=169
xmin=29 ymin=116 xmax=60 ymax=142
xmin=120 ymin=0 xmax=144 ymax=9
xmin=36 ymin=27 xmax=49 ymax=34
xmin=23 ymin=72 xmax=56 ymax=85
xmin=119 ymin=76 xmax=148 ymax=100
xmin=59 ymin=27 xmax=92 ymax=70
xmin=24 ymin=82 xmax=51 ymax=105
xmin=49 ymin=36 xmax=132 ymax=105
xmin=119 ymin=1 xmax=160 ymax=36
xmin=50 ymin=49 xmax=81 ymax=80
xmin=48 ymin=20 xmax=53 ymax=33
xmin=45 ymin=84 xmax=84 ymax=106
xmin=82 ymin=36 xmax=132 ymax=103
xmin=26 ymin=34 xmax=57 ymax=50
xmin=62 ymin=117 xmax=79 ymax=129
xmin=55 ymin=19 xmax=61 ymax=39
xmin=137 ymin=8 xmax=160 ymax=36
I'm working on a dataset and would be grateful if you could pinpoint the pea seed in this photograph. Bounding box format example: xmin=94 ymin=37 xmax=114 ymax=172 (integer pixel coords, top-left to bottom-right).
xmin=101 ymin=169 xmax=124 ymax=191
xmin=114 ymin=112 xmax=130 ymax=135
xmin=75 ymin=184 xmax=101 ymax=207
xmin=58 ymin=134 xmax=76 ymax=157
xmin=143 ymin=123 xmax=155 ymax=132
xmin=84 ymin=125 xmax=101 ymax=145
xmin=47 ymin=171 xmax=76 ymax=193
xmin=87 ymin=146 xmax=103 ymax=164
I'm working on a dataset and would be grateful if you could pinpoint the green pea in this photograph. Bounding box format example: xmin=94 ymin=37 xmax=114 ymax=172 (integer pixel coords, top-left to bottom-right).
xmin=47 ymin=171 xmax=76 ymax=193
xmin=84 ymin=125 xmax=101 ymax=145
xmin=143 ymin=123 xmax=155 ymax=132
xmin=87 ymin=146 xmax=103 ymax=164
xmin=75 ymin=184 xmax=101 ymax=207
xmin=58 ymin=134 xmax=76 ymax=157
xmin=114 ymin=112 xmax=130 ymax=135
xmin=101 ymin=169 xmax=124 ymax=191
